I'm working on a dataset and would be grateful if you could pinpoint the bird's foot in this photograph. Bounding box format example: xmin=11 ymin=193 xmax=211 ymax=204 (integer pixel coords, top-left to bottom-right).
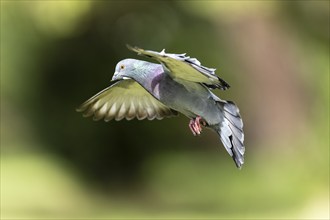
xmin=189 ymin=116 xmax=206 ymax=136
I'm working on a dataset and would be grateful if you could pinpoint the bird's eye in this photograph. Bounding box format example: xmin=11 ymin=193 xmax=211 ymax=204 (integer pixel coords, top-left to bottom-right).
xmin=120 ymin=65 xmax=125 ymax=70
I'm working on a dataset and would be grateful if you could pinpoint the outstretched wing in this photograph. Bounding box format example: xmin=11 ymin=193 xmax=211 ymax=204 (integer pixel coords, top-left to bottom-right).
xmin=127 ymin=45 xmax=230 ymax=90
xmin=76 ymin=79 xmax=178 ymax=121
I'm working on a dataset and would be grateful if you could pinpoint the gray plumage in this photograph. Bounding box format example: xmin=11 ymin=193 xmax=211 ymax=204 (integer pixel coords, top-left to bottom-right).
xmin=77 ymin=46 xmax=245 ymax=168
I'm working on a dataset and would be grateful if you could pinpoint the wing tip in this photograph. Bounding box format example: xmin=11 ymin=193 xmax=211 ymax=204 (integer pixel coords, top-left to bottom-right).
xmin=219 ymin=77 xmax=230 ymax=90
xmin=126 ymin=44 xmax=143 ymax=54
xmin=126 ymin=44 xmax=134 ymax=50
xmin=76 ymin=104 xmax=87 ymax=113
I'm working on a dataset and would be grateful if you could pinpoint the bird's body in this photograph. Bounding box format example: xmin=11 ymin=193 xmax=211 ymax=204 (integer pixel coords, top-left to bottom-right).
xmin=129 ymin=60 xmax=222 ymax=123
xmin=77 ymin=46 xmax=245 ymax=168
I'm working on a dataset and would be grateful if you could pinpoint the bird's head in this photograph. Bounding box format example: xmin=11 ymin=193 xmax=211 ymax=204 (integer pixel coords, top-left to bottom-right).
xmin=112 ymin=59 xmax=138 ymax=81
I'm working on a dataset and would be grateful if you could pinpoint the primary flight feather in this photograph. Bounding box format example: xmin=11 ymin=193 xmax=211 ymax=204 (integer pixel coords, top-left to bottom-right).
xmin=77 ymin=46 xmax=245 ymax=168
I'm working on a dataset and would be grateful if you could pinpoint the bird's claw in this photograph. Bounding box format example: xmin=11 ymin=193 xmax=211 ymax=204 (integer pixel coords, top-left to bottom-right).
xmin=189 ymin=116 xmax=206 ymax=136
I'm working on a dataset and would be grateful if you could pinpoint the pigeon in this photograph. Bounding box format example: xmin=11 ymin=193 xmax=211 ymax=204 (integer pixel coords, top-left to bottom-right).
xmin=77 ymin=46 xmax=245 ymax=168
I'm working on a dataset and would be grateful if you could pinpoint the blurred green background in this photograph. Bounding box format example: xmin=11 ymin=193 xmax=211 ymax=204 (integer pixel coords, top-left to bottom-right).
xmin=1 ymin=1 xmax=329 ymax=219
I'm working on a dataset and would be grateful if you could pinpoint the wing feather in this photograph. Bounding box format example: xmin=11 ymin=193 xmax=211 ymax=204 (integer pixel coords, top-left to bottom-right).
xmin=77 ymin=79 xmax=177 ymax=122
xmin=127 ymin=45 xmax=230 ymax=90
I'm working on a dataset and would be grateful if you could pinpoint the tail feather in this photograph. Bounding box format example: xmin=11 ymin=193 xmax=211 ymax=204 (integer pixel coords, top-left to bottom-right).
xmin=214 ymin=101 xmax=245 ymax=168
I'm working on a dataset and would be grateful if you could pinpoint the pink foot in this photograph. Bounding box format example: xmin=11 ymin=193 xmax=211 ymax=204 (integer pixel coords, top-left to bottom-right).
xmin=188 ymin=116 xmax=206 ymax=136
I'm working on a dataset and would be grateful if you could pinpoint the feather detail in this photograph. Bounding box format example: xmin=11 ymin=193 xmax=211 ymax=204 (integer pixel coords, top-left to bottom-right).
xmin=76 ymin=79 xmax=177 ymax=122
xmin=127 ymin=45 xmax=230 ymax=90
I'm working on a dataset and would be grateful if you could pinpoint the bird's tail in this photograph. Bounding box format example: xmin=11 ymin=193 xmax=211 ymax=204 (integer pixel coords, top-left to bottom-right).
xmin=212 ymin=101 xmax=245 ymax=168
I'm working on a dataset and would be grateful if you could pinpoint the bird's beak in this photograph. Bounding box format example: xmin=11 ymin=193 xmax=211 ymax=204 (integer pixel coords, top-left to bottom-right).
xmin=111 ymin=72 xmax=119 ymax=81
xmin=111 ymin=72 xmax=131 ymax=81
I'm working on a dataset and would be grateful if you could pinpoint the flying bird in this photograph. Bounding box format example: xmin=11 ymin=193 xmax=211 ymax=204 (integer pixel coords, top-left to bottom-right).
xmin=77 ymin=46 xmax=245 ymax=168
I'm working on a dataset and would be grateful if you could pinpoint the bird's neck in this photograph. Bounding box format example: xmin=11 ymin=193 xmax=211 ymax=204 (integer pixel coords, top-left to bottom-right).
xmin=133 ymin=64 xmax=165 ymax=98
